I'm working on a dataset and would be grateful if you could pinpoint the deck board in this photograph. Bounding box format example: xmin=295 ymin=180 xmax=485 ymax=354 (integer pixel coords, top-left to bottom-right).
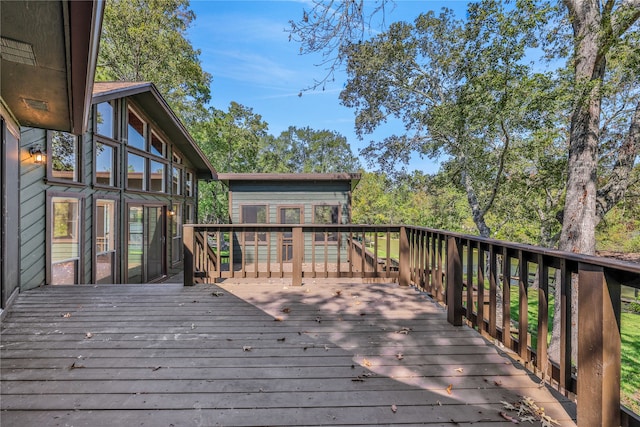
xmin=1 ymin=279 xmax=576 ymax=426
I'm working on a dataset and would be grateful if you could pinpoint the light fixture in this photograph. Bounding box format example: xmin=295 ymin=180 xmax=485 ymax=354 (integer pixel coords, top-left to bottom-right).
xmin=29 ymin=145 xmax=44 ymax=164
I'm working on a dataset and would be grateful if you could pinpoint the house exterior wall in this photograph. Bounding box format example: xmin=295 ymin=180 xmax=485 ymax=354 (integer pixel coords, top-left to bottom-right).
xmin=18 ymin=97 xmax=201 ymax=289
xmin=227 ymin=180 xmax=353 ymax=266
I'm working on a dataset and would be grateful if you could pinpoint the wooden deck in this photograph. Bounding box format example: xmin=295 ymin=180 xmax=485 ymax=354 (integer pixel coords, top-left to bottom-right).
xmin=0 ymin=279 xmax=576 ymax=426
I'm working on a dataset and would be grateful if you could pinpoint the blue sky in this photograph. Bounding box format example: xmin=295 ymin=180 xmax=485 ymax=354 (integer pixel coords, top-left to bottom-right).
xmin=187 ymin=1 xmax=463 ymax=174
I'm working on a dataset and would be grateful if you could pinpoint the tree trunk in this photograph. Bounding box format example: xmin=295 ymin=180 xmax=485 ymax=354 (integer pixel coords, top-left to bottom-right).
xmin=551 ymin=0 xmax=605 ymax=364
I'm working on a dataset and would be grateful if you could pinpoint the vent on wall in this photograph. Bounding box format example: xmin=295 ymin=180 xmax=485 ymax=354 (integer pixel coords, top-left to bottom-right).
xmin=22 ymin=98 xmax=49 ymax=111
xmin=0 ymin=36 xmax=36 ymax=66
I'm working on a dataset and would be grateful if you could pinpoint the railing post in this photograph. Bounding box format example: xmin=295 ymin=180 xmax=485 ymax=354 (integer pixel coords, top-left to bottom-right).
xmin=292 ymin=227 xmax=303 ymax=286
xmin=183 ymin=225 xmax=194 ymax=286
xmin=577 ymin=263 xmax=621 ymax=427
xmin=399 ymin=226 xmax=410 ymax=287
xmin=446 ymin=236 xmax=463 ymax=326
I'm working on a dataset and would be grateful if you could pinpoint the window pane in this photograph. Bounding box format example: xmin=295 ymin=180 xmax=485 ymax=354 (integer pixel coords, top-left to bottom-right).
xmin=150 ymin=132 xmax=166 ymax=157
xmin=150 ymin=161 xmax=165 ymax=192
xmin=96 ymin=102 xmax=114 ymax=138
xmin=186 ymin=171 xmax=194 ymax=197
xmin=171 ymin=205 xmax=182 ymax=238
xmin=96 ymin=200 xmax=115 ymax=253
xmin=128 ymin=206 xmax=143 ymax=283
xmin=127 ymin=108 xmax=145 ymax=150
xmin=96 ymin=143 xmax=115 ymax=186
xmin=172 ymin=167 xmax=182 ymax=195
xmin=127 ymin=153 xmax=146 ymax=190
xmin=314 ymin=205 xmax=339 ymax=242
xmin=96 ymin=199 xmax=116 ymax=284
xmin=51 ymin=131 xmax=79 ymax=181
xmin=51 ymin=197 xmax=80 ymax=285
xmin=242 ymin=205 xmax=267 ymax=242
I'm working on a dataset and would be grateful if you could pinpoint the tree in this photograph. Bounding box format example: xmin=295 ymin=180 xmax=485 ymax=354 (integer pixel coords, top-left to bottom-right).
xmin=97 ymin=0 xmax=212 ymax=124
xmin=558 ymin=0 xmax=640 ymax=255
xmin=258 ymin=126 xmax=362 ymax=173
xmin=341 ymin=1 xmax=555 ymax=238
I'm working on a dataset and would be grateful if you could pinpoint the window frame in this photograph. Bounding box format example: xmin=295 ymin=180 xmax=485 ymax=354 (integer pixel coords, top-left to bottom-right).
xmin=94 ymin=139 xmax=119 ymax=188
xmin=94 ymin=196 xmax=119 ymax=284
xmin=46 ymin=192 xmax=84 ymax=285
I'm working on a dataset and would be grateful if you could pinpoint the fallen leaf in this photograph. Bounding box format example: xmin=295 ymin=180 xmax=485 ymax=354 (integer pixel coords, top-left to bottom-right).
xmin=494 ymin=380 xmax=503 ymax=386
xmin=277 ymin=337 xmax=286 ymax=342
xmin=69 ymin=362 xmax=85 ymax=370
xmin=499 ymin=412 xmax=520 ymax=424
xmin=212 ymin=291 xmax=224 ymax=297
xmin=281 ymin=307 xmax=291 ymax=313
xmin=362 ymin=358 xmax=372 ymax=367
xmin=335 ymin=290 xmax=342 ymax=296
xmin=85 ymin=332 xmax=93 ymax=339
xmin=315 ymin=317 xmax=322 ymax=323
xmin=152 ymin=366 xmax=162 ymax=371
xmin=391 ymin=404 xmax=397 ymax=413
xmin=351 ymin=377 xmax=365 ymax=382
xmin=501 ymin=401 xmax=517 ymax=411
xmin=191 ymin=323 xmax=196 ymax=330
xmin=62 ymin=313 xmax=72 ymax=318
xmin=396 ymin=353 xmax=404 ymax=360
xmin=242 ymin=346 xmax=252 ymax=352
xmin=274 ymin=317 xmax=283 ymax=322
xmin=455 ymin=367 xmax=464 ymax=373
xmin=520 ymin=415 xmax=536 ymax=423
xmin=446 ymin=384 xmax=453 ymax=395
xmin=324 ymin=345 xmax=330 ymax=351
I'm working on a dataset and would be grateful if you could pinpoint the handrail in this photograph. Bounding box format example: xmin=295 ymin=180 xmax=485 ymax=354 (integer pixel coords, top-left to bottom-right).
xmin=184 ymin=223 xmax=640 ymax=426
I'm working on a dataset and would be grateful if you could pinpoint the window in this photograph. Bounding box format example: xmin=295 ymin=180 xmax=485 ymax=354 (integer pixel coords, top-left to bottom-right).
xmin=49 ymin=131 xmax=80 ymax=182
xmin=96 ymin=142 xmax=116 ymax=186
xmin=96 ymin=199 xmax=116 ymax=284
xmin=172 ymin=166 xmax=182 ymax=195
xmin=185 ymin=171 xmax=194 ymax=197
xmin=50 ymin=196 xmax=81 ymax=284
xmin=242 ymin=205 xmax=267 ymax=242
xmin=150 ymin=160 xmax=166 ymax=192
xmin=127 ymin=152 xmax=146 ymax=190
xmin=171 ymin=204 xmax=183 ymax=264
xmin=185 ymin=203 xmax=194 ymax=224
xmin=314 ymin=205 xmax=339 ymax=242
xmin=96 ymin=102 xmax=114 ymax=138
xmin=150 ymin=131 xmax=166 ymax=158
xmin=127 ymin=108 xmax=145 ymax=150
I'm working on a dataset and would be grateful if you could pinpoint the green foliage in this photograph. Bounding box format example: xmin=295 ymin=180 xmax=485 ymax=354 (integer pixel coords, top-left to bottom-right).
xmin=98 ymin=0 xmax=212 ymax=123
xmin=341 ymin=0 xmax=558 ymax=238
xmin=258 ymin=126 xmax=361 ymax=173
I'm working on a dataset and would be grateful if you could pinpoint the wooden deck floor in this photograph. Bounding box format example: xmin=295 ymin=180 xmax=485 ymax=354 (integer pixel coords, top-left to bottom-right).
xmin=0 ymin=279 xmax=576 ymax=426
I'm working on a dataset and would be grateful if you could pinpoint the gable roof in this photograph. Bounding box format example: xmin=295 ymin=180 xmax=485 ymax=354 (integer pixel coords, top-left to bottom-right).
xmin=217 ymin=173 xmax=362 ymax=191
xmin=0 ymin=0 xmax=104 ymax=134
xmin=93 ymin=82 xmax=216 ymax=180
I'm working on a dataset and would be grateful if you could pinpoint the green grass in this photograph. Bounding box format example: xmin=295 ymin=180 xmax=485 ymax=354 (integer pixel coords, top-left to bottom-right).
xmin=371 ymin=236 xmax=400 ymax=260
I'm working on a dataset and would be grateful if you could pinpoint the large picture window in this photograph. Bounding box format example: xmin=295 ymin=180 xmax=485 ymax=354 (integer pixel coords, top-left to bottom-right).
xmin=49 ymin=196 xmax=82 ymax=285
xmin=48 ymin=131 xmax=80 ymax=182
xmin=172 ymin=166 xmax=182 ymax=195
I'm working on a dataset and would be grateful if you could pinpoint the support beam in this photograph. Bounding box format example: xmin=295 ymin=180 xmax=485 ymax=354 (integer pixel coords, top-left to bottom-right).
xmin=446 ymin=236 xmax=463 ymax=326
xmin=292 ymin=227 xmax=303 ymax=286
xmin=577 ymin=263 xmax=621 ymax=427
xmin=183 ymin=226 xmax=194 ymax=286
xmin=399 ymin=226 xmax=410 ymax=287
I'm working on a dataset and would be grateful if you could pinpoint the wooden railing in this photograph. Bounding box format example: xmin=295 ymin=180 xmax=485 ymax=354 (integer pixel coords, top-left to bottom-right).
xmin=184 ymin=224 xmax=640 ymax=426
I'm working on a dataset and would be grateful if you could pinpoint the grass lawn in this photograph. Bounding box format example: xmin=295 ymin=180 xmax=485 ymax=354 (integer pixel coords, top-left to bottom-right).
xmin=371 ymin=235 xmax=400 ymax=260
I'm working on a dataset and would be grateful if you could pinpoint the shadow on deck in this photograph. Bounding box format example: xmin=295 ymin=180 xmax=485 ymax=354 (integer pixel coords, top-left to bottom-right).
xmin=0 ymin=280 xmax=576 ymax=426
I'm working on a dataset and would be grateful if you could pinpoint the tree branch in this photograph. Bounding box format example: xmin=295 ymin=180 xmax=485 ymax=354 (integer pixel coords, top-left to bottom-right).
xmin=480 ymin=120 xmax=511 ymax=218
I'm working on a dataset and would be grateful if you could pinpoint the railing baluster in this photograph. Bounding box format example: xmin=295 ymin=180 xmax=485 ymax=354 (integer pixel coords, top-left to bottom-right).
xmin=559 ymin=259 xmax=572 ymax=395
xmin=446 ymin=236 xmax=463 ymax=326
xmin=502 ymin=247 xmax=512 ymax=349
xmin=489 ymin=244 xmax=498 ymax=338
xmin=518 ymin=251 xmax=529 ymax=361
xmin=466 ymin=240 xmax=473 ymax=323
xmin=477 ymin=243 xmax=486 ymax=336
xmin=536 ymin=254 xmax=549 ymax=378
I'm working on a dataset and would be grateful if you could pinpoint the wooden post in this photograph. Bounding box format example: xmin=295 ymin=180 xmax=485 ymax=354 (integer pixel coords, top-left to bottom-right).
xmin=446 ymin=236 xmax=463 ymax=326
xmin=577 ymin=263 xmax=621 ymax=427
xmin=398 ymin=226 xmax=410 ymax=287
xmin=183 ymin=225 xmax=194 ymax=286
xmin=292 ymin=227 xmax=303 ymax=286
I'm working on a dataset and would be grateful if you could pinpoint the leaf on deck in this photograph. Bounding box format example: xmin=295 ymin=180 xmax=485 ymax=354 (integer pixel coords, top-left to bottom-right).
xmin=446 ymin=384 xmax=453 ymax=395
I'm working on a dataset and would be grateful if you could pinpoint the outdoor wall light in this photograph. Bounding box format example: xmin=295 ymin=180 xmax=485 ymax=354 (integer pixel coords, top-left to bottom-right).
xmin=29 ymin=145 xmax=44 ymax=164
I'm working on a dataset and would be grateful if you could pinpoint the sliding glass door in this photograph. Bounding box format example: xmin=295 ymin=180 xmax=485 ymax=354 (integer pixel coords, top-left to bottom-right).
xmin=127 ymin=205 xmax=166 ymax=283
